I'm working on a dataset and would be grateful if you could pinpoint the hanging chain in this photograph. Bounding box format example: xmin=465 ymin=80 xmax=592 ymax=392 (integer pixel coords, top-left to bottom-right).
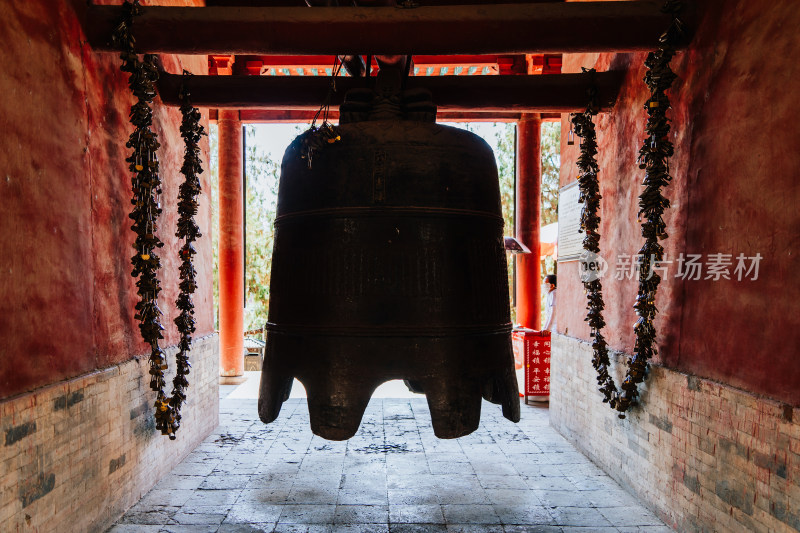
xmin=574 ymin=0 xmax=684 ymax=419
xmin=620 ymin=0 xmax=685 ymax=414
xmin=571 ymin=69 xmax=621 ymax=414
xmin=300 ymin=57 xmax=344 ymax=168
xmin=169 ymin=73 xmax=206 ymax=438
xmin=113 ymin=0 xmax=194 ymax=439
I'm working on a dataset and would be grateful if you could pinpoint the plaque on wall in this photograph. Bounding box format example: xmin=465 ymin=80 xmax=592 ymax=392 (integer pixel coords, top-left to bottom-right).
xmin=557 ymin=181 xmax=583 ymax=262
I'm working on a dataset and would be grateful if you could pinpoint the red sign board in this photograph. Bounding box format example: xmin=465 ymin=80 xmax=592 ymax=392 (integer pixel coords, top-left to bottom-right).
xmin=512 ymin=329 xmax=551 ymax=399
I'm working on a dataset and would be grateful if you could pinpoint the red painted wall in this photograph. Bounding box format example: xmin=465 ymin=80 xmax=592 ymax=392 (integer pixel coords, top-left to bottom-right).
xmin=0 ymin=0 xmax=213 ymax=400
xmin=557 ymin=0 xmax=800 ymax=406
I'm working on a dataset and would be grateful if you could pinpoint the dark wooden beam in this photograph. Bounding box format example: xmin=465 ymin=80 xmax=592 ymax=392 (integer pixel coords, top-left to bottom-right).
xmin=205 ymin=0 xmax=568 ymax=6
xmin=158 ymin=72 xmax=623 ymax=112
xmin=86 ymin=2 xmax=686 ymax=55
xmin=208 ymin=109 xmax=527 ymax=123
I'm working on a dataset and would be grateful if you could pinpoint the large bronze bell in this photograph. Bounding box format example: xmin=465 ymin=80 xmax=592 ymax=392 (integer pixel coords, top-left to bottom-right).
xmin=259 ymin=70 xmax=520 ymax=440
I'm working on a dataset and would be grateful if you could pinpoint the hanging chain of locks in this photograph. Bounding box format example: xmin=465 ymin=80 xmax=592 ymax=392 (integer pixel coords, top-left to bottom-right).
xmin=113 ymin=1 xmax=203 ymax=439
xmin=572 ymin=0 xmax=684 ymax=419
xmin=621 ymin=0 xmax=685 ymax=413
xmin=300 ymin=58 xmax=343 ymax=168
xmin=169 ymin=74 xmax=206 ymax=438
xmin=570 ymin=69 xmax=622 ymax=415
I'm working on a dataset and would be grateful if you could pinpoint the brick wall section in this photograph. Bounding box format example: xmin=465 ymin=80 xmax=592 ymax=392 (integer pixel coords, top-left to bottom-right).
xmin=0 ymin=334 xmax=219 ymax=533
xmin=550 ymin=334 xmax=800 ymax=533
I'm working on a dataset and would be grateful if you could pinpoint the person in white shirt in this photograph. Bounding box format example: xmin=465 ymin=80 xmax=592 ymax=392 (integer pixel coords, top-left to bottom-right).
xmin=541 ymin=274 xmax=557 ymax=333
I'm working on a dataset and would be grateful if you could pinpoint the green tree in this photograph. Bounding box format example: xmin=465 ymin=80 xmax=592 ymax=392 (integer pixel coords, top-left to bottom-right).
xmin=208 ymin=125 xmax=281 ymax=332
xmin=242 ymin=126 xmax=280 ymax=331
xmin=209 ymin=125 xmax=219 ymax=330
xmin=484 ymin=123 xmax=517 ymax=322
xmin=490 ymin=121 xmax=561 ymax=321
xmin=540 ymin=121 xmax=561 ymax=226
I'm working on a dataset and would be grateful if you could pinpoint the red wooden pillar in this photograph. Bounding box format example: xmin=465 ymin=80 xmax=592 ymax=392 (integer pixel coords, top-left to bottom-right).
xmin=516 ymin=113 xmax=542 ymax=330
xmin=218 ymin=110 xmax=245 ymax=382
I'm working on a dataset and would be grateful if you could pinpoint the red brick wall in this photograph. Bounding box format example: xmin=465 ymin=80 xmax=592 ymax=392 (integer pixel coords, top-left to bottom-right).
xmin=556 ymin=0 xmax=800 ymax=406
xmin=0 ymin=0 xmax=214 ymax=400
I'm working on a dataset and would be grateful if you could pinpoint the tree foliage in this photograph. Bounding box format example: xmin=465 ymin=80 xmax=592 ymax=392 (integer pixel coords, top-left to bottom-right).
xmin=541 ymin=121 xmax=561 ymax=226
xmin=242 ymin=127 xmax=280 ymax=331
xmin=209 ymin=125 xmax=281 ymax=332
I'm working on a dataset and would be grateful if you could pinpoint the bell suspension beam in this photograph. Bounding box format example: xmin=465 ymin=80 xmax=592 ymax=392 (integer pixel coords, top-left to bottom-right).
xmin=155 ymin=72 xmax=625 ymax=113
xmin=85 ymin=2 xmax=691 ymax=56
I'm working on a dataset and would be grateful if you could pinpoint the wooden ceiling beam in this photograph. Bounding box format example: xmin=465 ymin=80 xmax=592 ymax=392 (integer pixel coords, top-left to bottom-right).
xmin=204 ymin=0 xmax=568 ymax=6
xmin=86 ymin=2 xmax=686 ymax=55
xmin=208 ymin=109 xmax=533 ymax=123
xmin=158 ymin=72 xmax=623 ymax=112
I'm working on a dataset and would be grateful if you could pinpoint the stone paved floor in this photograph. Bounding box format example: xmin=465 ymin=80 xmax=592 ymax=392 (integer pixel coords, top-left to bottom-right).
xmin=108 ymin=386 xmax=671 ymax=533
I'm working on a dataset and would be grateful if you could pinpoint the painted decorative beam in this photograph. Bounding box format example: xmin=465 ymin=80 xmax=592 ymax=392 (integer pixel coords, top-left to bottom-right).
xmin=85 ymin=2 xmax=687 ymax=55
xmin=158 ymin=72 xmax=623 ymax=112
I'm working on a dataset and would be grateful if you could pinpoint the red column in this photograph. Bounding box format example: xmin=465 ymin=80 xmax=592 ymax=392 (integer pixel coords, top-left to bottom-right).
xmin=516 ymin=113 xmax=542 ymax=330
xmin=218 ymin=110 xmax=245 ymax=382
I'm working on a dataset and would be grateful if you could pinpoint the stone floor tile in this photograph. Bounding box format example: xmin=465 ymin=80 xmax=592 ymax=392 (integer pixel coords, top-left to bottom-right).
xmin=523 ymin=476 xmax=576 ymax=492
xmin=387 ymin=474 xmax=437 ymax=490
xmin=533 ymin=490 xmax=594 ymax=509
xmin=483 ymin=489 xmax=542 ymax=507
xmin=137 ymin=489 xmax=195 ymax=508
xmin=436 ymin=488 xmax=490 ymax=505
xmin=278 ymin=504 xmax=337 ymax=524
xmin=432 ymin=475 xmax=482 ymax=491
xmin=588 ymin=489 xmax=641 ymax=508
xmin=170 ymin=511 xmax=226 ymax=525
xmin=217 ymin=524 xmax=275 ymax=533
xmin=238 ymin=487 xmax=292 ymax=505
xmin=287 ymin=483 xmax=339 ymax=505
xmin=429 ymin=461 xmax=474 ymax=475
xmin=153 ymin=475 xmax=205 ymax=491
xmin=441 ymin=504 xmax=500 ymax=524
xmin=159 ymin=525 xmax=220 ymax=533
xmin=183 ymin=488 xmax=242 ymax=509
xmin=109 ymin=398 xmax=667 ymax=533
xmin=597 ymin=506 xmax=663 ymax=526
xmin=389 ymin=504 xmax=446 ymax=524
xmin=339 ymin=473 xmax=387 ymax=491
xmin=273 ymin=524 xmax=332 ymax=533
xmin=246 ymin=473 xmax=297 ymax=490
xmin=565 ymin=475 xmax=616 ymax=492
xmin=333 ymin=504 xmax=389 ymax=524
xmin=169 ymin=461 xmax=217 ymax=476
xmin=560 ymin=528 xmax=618 ymax=533
xmin=225 ymin=502 xmax=284 ymax=524
xmin=477 ymin=474 xmax=527 ymax=490
xmin=501 ymin=526 xmax=563 ymax=533
xmin=259 ymin=461 xmax=303 ymax=475
xmin=533 ymin=465 xmax=567 ymax=477
xmin=337 ymin=488 xmax=389 ymax=505
xmin=548 ymin=507 xmax=613 ymax=528
xmin=446 ymin=525 xmax=504 ymax=533
xmin=558 ymin=463 xmax=605 ymax=477
xmin=199 ymin=474 xmax=253 ymax=490
xmin=105 ymin=526 xmax=162 ymax=533
xmin=331 ymin=525 xmax=389 ymax=533
xmin=492 ymin=504 xmax=554 ymax=526
xmin=426 ymin=453 xmax=469 ymax=463
xmin=120 ymin=510 xmax=175 ymax=525
xmin=389 ymin=525 xmax=448 ymax=533
xmin=388 ymin=489 xmax=440 ymax=506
